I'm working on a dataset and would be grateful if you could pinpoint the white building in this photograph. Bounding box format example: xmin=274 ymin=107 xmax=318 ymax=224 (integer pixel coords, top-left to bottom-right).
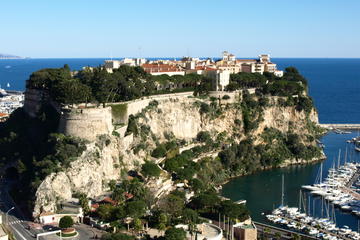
xmin=176 ymin=223 xmax=223 ymax=240
xmin=0 ymin=216 xmax=8 ymax=240
xmin=204 ymin=69 xmax=230 ymax=91
xmin=104 ymin=58 xmax=147 ymax=73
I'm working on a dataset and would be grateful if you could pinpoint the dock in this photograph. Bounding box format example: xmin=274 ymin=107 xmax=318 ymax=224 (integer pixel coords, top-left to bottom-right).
xmin=319 ymin=123 xmax=360 ymax=130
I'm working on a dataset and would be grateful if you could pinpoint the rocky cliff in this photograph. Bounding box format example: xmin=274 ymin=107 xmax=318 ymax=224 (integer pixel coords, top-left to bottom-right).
xmin=32 ymin=92 xmax=322 ymax=217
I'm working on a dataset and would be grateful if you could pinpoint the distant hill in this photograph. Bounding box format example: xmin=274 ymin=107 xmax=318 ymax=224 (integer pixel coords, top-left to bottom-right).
xmin=0 ymin=53 xmax=24 ymax=59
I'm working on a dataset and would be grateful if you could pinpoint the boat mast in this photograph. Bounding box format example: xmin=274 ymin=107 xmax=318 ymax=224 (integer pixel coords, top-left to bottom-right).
xmin=298 ymin=189 xmax=302 ymax=212
xmin=337 ymin=149 xmax=341 ymax=169
xmin=281 ymin=174 xmax=284 ymax=206
xmin=320 ymin=163 xmax=323 ymax=184
xmin=345 ymin=147 xmax=348 ymax=165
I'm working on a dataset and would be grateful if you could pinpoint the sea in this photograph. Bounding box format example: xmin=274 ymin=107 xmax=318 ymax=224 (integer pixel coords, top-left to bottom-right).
xmin=1 ymin=57 xmax=360 ymax=230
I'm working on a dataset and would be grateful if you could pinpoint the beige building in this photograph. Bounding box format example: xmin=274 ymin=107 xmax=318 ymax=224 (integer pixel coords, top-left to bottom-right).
xmin=233 ymin=219 xmax=257 ymax=240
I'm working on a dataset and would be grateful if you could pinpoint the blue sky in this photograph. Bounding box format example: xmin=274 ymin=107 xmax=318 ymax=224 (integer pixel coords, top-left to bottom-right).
xmin=1 ymin=0 xmax=360 ymax=58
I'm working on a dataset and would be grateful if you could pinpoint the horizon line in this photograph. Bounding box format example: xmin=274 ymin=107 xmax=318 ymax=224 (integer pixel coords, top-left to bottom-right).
xmin=1 ymin=57 xmax=360 ymax=60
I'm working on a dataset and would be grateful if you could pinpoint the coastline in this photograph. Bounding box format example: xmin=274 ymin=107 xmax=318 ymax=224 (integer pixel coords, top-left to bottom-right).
xmin=218 ymin=151 xmax=326 ymax=188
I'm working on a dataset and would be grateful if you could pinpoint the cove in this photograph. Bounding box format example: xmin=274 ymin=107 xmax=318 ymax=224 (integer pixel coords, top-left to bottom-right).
xmin=222 ymin=131 xmax=360 ymax=231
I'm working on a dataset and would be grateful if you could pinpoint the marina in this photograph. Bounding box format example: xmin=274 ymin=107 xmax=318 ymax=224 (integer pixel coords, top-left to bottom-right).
xmin=222 ymin=131 xmax=360 ymax=233
xmin=266 ymin=205 xmax=359 ymax=239
xmin=266 ymin=160 xmax=360 ymax=239
xmin=0 ymin=87 xmax=24 ymax=121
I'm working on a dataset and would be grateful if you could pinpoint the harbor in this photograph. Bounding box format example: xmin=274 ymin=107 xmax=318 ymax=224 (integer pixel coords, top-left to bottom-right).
xmin=320 ymin=124 xmax=360 ymax=130
xmin=222 ymin=131 xmax=360 ymax=233
xmin=0 ymin=87 xmax=24 ymax=121
xmin=265 ymin=159 xmax=360 ymax=239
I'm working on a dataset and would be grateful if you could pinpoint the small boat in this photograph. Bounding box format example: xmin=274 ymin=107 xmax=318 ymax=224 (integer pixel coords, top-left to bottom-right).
xmin=6 ymin=83 xmax=10 ymax=88
xmin=355 ymin=147 xmax=360 ymax=152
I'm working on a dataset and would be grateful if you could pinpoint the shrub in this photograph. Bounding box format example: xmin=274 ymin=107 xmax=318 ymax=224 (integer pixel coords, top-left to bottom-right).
xmin=59 ymin=216 xmax=74 ymax=229
xmin=222 ymin=95 xmax=230 ymax=100
xmin=196 ymin=131 xmax=211 ymax=143
xmin=141 ymin=161 xmax=161 ymax=178
xmin=165 ymin=227 xmax=186 ymax=240
xmin=126 ymin=115 xmax=138 ymax=136
xmin=101 ymin=233 xmax=135 ymax=240
xmin=234 ymin=119 xmax=241 ymax=125
xmin=199 ymin=102 xmax=210 ymax=114
xmin=151 ymin=145 xmax=167 ymax=158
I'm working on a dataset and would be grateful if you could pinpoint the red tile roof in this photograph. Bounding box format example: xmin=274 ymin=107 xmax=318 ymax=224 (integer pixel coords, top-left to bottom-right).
xmin=142 ymin=64 xmax=183 ymax=73
xmin=100 ymin=197 xmax=118 ymax=206
xmin=195 ymin=66 xmax=217 ymax=71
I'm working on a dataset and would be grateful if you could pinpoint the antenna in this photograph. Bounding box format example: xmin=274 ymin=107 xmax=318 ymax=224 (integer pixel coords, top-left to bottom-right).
xmin=138 ymin=46 xmax=142 ymax=58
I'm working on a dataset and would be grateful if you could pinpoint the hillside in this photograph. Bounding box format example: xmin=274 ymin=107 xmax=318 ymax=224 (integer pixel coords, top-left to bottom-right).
xmin=0 ymin=65 xmax=325 ymax=219
xmin=0 ymin=53 xmax=23 ymax=59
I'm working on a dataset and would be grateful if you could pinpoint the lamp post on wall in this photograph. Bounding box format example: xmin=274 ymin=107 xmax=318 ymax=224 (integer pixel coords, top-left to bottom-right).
xmin=6 ymin=206 xmax=15 ymax=226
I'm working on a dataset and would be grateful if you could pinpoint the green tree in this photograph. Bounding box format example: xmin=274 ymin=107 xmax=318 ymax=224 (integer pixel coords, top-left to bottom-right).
xmin=59 ymin=216 xmax=74 ymax=229
xmin=196 ymin=131 xmax=211 ymax=143
xmin=97 ymin=204 xmax=115 ymax=222
xmin=101 ymin=233 xmax=135 ymax=240
xmin=133 ymin=218 xmax=143 ymax=232
xmin=141 ymin=161 xmax=161 ymax=178
xmin=151 ymin=144 xmax=167 ymax=158
xmin=164 ymin=227 xmax=186 ymax=240
xmin=159 ymin=194 xmax=184 ymax=219
xmin=125 ymin=200 xmax=146 ymax=218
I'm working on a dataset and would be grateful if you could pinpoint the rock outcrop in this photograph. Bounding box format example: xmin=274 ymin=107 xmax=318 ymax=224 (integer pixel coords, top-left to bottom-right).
xmin=32 ymin=92 xmax=321 ymax=217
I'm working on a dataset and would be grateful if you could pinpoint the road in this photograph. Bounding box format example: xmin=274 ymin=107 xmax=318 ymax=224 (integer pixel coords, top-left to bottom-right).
xmin=0 ymin=180 xmax=37 ymax=240
xmin=0 ymin=179 xmax=101 ymax=239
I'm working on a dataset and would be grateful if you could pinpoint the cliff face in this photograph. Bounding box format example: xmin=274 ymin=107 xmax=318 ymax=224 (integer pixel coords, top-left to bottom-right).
xmin=32 ymin=93 xmax=320 ymax=217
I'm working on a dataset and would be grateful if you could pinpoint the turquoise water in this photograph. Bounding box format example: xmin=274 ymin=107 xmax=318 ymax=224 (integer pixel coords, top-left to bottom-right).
xmin=222 ymin=131 xmax=360 ymax=231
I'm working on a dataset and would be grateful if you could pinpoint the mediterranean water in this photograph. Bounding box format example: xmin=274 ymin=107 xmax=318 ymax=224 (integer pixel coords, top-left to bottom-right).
xmin=1 ymin=58 xmax=360 ymax=230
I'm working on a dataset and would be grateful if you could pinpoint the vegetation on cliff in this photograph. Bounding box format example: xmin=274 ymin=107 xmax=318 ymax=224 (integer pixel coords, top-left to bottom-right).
xmin=26 ymin=65 xmax=210 ymax=105
xmin=0 ymin=63 xmax=323 ymax=238
xmin=0 ymin=105 xmax=86 ymax=211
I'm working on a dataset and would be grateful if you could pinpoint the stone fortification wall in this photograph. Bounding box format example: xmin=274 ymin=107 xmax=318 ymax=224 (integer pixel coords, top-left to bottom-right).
xmin=58 ymin=107 xmax=113 ymax=141
xmin=108 ymin=91 xmax=194 ymax=124
xmin=23 ymin=88 xmax=44 ymax=117
xmin=57 ymin=91 xmax=240 ymax=140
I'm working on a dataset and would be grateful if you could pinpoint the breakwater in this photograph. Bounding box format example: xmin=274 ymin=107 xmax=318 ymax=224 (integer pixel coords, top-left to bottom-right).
xmin=320 ymin=124 xmax=360 ymax=129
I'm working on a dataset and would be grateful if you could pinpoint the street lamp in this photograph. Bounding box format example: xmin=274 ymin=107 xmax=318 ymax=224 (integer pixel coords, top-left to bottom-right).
xmin=6 ymin=207 xmax=15 ymax=226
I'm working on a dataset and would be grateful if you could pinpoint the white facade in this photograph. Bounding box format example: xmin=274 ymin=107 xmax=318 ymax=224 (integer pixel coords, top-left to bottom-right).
xmin=150 ymin=71 xmax=185 ymax=76
xmin=104 ymin=60 xmax=121 ymax=69
xmin=274 ymin=70 xmax=284 ymax=77
xmin=205 ymin=70 xmax=230 ymax=91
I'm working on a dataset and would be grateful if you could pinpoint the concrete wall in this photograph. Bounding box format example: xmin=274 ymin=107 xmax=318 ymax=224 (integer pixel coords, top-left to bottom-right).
xmin=58 ymin=107 xmax=113 ymax=141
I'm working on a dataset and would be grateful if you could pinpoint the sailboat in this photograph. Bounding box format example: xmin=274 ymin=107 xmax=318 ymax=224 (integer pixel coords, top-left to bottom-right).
xmin=302 ymin=163 xmax=324 ymax=191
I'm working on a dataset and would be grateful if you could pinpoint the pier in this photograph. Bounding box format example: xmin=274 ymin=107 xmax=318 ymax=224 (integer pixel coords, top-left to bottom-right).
xmin=319 ymin=124 xmax=360 ymax=130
